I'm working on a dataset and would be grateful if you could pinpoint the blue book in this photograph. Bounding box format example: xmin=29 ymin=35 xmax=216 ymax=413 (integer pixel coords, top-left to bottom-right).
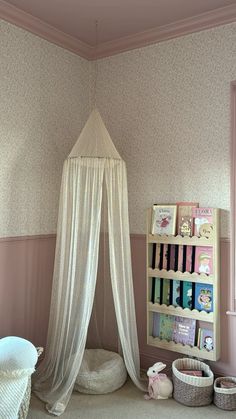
xmin=194 ymin=283 xmax=213 ymax=312
xmin=171 ymin=280 xmax=181 ymax=307
xmin=182 ymin=281 xmax=193 ymax=309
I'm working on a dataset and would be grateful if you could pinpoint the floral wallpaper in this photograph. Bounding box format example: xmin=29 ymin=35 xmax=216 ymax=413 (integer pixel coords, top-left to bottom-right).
xmin=96 ymin=23 xmax=236 ymax=237
xmin=0 ymin=19 xmax=236 ymax=237
xmin=0 ymin=20 xmax=91 ymax=237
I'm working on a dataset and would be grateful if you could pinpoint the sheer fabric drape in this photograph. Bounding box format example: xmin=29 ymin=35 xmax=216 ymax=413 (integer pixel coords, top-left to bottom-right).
xmin=33 ymin=157 xmax=145 ymax=416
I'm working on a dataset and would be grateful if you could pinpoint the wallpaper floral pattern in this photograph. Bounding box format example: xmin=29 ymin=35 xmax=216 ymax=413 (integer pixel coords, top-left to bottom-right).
xmin=0 ymin=20 xmax=236 ymax=237
xmin=96 ymin=23 xmax=236 ymax=237
xmin=0 ymin=20 xmax=91 ymax=237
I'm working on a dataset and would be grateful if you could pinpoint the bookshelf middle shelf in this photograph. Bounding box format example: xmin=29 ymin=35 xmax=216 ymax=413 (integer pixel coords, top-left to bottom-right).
xmin=148 ymin=302 xmax=214 ymax=322
xmin=148 ymin=268 xmax=214 ymax=284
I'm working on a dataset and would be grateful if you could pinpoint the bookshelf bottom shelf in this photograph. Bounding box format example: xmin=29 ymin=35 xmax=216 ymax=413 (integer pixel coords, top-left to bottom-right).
xmin=147 ymin=336 xmax=217 ymax=361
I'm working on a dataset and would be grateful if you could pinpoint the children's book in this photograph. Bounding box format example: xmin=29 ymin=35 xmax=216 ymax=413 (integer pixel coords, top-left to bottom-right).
xmin=199 ymin=328 xmax=214 ymax=351
xmin=152 ymin=313 xmax=160 ymax=337
xmin=168 ymin=244 xmax=178 ymax=271
xmin=194 ymin=283 xmax=213 ymax=312
xmin=177 ymin=245 xmax=184 ymax=272
xmin=182 ymin=281 xmax=193 ymax=309
xmin=159 ymin=314 xmax=175 ymax=341
xmin=171 ymin=280 xmax=181 ymax=307
xmin=155 ymin=243 xmax=162 ymax=269
xmin=154 ymin=278 xmax=161 ymax=304
xmin=194 ymin=246 xmax=213 ymax=275
xmin=161 ymin=279 xmax=171 ymax=305
xmin=186 ymin=246 xmax=193 ymax=273
xmin=192 ymin=207 xmax=214 ymax=237
xmin=151 ymin=205 xmax=177 ymax=235
xmin=176 ymin=202 xmax=199 ymax=236
xmin=172 ymin=316 xmax=196 ymax=346
xmin=162 ymin=244 xmax=169 ymax=270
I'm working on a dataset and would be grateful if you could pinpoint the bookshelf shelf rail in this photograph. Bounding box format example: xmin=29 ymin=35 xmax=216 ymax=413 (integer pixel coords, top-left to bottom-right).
xmin=148 ymin=268 xmax=214 ymax=284
xmin=148 ymin=302 xmax=214 ymax=322
xmin=147 ymin=336 xmax=216 ymax=361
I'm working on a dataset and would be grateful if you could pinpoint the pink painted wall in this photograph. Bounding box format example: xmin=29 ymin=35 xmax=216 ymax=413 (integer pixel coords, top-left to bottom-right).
xmin=0 ymin=235 xmax=55 ymax=346
xmin=0 ymin=233 xmax=235 ymax=377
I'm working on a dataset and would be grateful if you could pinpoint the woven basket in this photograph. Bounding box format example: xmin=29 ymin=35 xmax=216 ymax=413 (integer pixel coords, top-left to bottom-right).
xmin=172 ymin=358 xmax=214 ymax=407
xmin=214 ymin=377 xmax=236 ymax=411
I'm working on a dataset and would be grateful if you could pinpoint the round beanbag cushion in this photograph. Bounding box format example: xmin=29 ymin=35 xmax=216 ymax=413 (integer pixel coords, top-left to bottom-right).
xmin=75 ymin=349 xmax=127 ymax=394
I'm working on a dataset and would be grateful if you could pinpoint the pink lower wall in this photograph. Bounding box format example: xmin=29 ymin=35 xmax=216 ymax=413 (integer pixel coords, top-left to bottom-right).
xmin=0 ymin=235 xmax=55 ymax=347
xmin=0 ymin=233 xmax=235 ymax=376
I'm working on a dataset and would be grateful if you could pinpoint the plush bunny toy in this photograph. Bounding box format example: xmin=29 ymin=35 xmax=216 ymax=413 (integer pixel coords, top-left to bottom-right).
xmin=144 ymin=362 xmax=173 ymax=400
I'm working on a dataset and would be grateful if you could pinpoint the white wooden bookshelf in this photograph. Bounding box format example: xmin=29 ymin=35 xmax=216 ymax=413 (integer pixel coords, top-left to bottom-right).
xmin=146 ymin=207 xmax=220 ymax=362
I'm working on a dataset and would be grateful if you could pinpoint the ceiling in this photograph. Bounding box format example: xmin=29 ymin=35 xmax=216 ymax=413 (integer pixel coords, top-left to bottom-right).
xmin=1 ymin=0 xmax=236 ymax=59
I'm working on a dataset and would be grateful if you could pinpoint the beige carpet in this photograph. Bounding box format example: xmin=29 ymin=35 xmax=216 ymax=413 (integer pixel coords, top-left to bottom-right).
xmin=28 ymin=379 xmax=236 ymax=419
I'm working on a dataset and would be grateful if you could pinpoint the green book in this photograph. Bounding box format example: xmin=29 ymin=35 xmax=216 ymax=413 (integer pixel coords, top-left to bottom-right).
xmin=159 ymin=314 xmax=174 ymax=341
xmin=154 ymin=278 xmax=161 ymax=304
xmin=162 ymin=279 xmax=171 ymax=305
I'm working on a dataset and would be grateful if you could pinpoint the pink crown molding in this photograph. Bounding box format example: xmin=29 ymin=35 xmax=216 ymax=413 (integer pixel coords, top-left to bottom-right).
xmin=0 ymin=0 xmax=236 ymax=60
xmin=94 ymin=3 xmax=236 ymax=59
xmin=0 ymin=0 xmax=93 ymax=59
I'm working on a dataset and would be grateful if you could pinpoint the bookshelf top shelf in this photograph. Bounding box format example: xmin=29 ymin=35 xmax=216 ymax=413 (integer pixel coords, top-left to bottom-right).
xmin=148 ymin=234 xmax=214 ymax=246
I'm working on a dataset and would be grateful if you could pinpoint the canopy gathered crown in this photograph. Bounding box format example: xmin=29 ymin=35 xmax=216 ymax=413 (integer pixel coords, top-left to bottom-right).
xmin=33 ymin=110 xmax=145 ymax=416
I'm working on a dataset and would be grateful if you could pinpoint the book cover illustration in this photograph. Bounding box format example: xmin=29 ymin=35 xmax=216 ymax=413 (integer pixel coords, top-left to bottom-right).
xmin=172 ymin=316 xmax=196 ymax=346
xmin=182 ymin=281 xmax=193 ymax=309
xmin=194 ymin=246 xmax=213 ymax=275
xmin=177 ymin=202 xmax=199 ymax=236
xmin=161 ymin=279 xmax=171 ymax=305
xmin=194 ymin=283 xmax=213 ymax=312
xmin=192 ymin=207 xmax=213 ymax=237
xmin=199 ymin=328 xmax=214 ymax=351
xmin=179 ymin=216 xmax=193 ymax=237
xmin=159 ymin=314 xmax=174 ymax=341
xmin=152 ymin=313 xmax=160 ymax=337
xmin=171 ymin=280 xmax=181 ymax=307
xmin=151 ymin=205 xmax=177 ymax=235
xmin=154 ymin=277 xmax=161 ymax=304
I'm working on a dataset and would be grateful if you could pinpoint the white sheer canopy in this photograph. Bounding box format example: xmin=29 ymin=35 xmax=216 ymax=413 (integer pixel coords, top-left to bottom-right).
xmin=33 ymin=110 xmax=145 ymax=415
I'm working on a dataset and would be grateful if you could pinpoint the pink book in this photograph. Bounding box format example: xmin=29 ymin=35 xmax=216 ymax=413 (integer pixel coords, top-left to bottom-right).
xmin=194 ymin=246 xmax=213 ymax=275
xmin=192 ymin=207 xmax=213 ymax=237
xmin=178 ymin=245 xmax=184 ymax=272
xmin=162 ymin=244 xmax=169 ymax=270
xmin=169 ymin=244 xmax=176 ymax=271
xmin=186 ymin=245 xmax=193 ymax=273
